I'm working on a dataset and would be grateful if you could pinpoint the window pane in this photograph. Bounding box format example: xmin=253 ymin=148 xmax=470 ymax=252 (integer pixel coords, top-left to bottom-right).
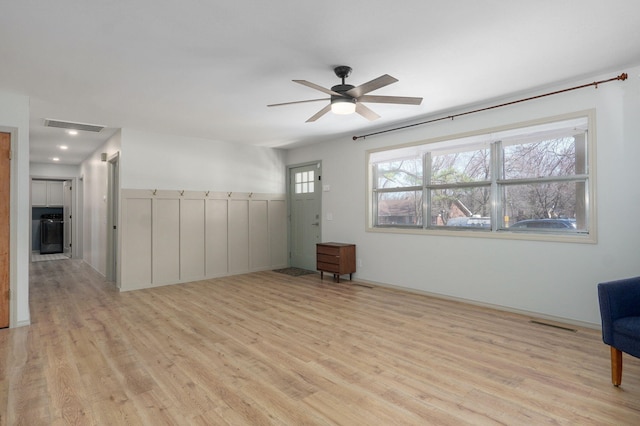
xmin=375 ymin=159 xmax=423 ymax=189
xmin=308 ymin=170 xmax=314 ymax=182
xmin=429 ymin=187 xmax=492 ymax=228
xmin=502 ymin=181 xmax=586 ymax=231
xmin=503 ymin=137 xmax=580 ymax=179
xmin=377 ymin=191 xmax=422 ymax=226
xmin=295 ymin=183 xmax=302 ymax=194
xmin=308 ymin=182 xmax=314 ymax=193
xmin=302 ymin=182 xmax=308 ymax=193
xmin=431 ymin=147 xmax=490 ymax=184
xmin=295 ymin=172 xmax=302 ymax=183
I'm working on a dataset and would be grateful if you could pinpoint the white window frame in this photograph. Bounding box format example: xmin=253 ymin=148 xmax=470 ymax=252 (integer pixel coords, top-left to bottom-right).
xmin=365 ymin=110 xmax=597 ymax=243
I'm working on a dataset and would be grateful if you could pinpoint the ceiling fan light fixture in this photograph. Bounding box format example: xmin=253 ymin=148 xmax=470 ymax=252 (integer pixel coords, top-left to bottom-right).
xmin=269 ymin=66 xmax=421 ymax=122
xmin=331 ymin=97 xmax=356 ymax=115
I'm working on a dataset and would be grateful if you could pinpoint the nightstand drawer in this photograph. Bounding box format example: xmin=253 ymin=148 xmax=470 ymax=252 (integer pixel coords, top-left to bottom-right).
xmin=317 ymin=261 xmax=340 ymax=273
xmin=317 ymin=245 xmax=341 ymax=256
xmin=317 ymin=253 xmax=339 ymax=264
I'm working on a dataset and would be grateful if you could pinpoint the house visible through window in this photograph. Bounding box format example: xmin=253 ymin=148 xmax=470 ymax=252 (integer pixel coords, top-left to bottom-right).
xmin=367 ymin=112 xmax=594 ymax=241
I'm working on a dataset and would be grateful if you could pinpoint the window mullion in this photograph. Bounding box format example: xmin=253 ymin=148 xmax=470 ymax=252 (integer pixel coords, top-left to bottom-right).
xmin=492 ymin=141 xmax=502 ymax=230
xmin=423 ymin=152 xmax=431 ymax=229
xmin=374 ymin=186 xmax=423 ymax=194
xmin=372 ymin=164 xmax=379 ymax=226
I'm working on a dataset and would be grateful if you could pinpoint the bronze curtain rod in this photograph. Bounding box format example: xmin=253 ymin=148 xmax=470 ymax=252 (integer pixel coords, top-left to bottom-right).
xmin=352 ymin=72 xmax=628 ymax=141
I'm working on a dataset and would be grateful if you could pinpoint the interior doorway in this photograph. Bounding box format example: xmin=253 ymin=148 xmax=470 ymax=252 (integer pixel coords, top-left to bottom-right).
xmin=63 ymin=180 xmax=73 ymax=257
xmin=0 ymin=132 xmax=10 ymax=328
xmin=288 ymin=162 xmax=321 ymax=271
xmin=106 ymin=153 xmax=120 ymax=285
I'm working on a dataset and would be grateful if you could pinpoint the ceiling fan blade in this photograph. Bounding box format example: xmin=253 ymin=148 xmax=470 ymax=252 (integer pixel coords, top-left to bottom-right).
xmin=357 ymin=95 xmax=423 ymax=105
xmin=267 ymin=98 xmax=329 ymax=107
xmin=306 ymin=104 xmax=332 ymax=122
xmin=347 ymin=74 xmax=398 ymax=98
xmin=293 ymin=80 xmax=343 ymax=96
xmin=355 ymin=103 xmax=381 ymax=121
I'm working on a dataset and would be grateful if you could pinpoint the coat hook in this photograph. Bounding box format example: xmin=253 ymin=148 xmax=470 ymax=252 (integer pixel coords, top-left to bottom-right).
xmin=249 ymin=192 xmax=253 ymax=198
xmin=205 ymin=191 xmax=210 ymax=197
xmin=228 ymin=192 xmax=232 ymax=197
xmin=179 ymin=190 xmax=184 ymax=196
xmin=152 ymin=189 xmax=157 ymax=196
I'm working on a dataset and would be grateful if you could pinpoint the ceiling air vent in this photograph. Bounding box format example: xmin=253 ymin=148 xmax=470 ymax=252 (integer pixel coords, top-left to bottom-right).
xmin=44 ymin=119 xmax=105 ymax=133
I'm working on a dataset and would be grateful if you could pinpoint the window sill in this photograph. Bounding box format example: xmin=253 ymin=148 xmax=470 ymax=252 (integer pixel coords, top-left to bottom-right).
xmin=366 ymin=225 xmax=597 ymax=244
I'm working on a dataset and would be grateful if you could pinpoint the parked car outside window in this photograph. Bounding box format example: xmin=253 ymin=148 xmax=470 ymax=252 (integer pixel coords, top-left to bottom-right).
xmin=445 ymin=216 xmax=491 ymax=228
xmin=509 ymin=218 xmax=576 ymax=230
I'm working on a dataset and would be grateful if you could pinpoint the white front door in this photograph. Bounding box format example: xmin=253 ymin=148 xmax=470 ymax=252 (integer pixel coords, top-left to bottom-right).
xmin=289 ymin=163 xmax=321 ymax=271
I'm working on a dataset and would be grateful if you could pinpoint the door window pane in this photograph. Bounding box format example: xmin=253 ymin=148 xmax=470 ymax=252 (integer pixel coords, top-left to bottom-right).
xmin=294 ymin=171 xmax=316 ymax=194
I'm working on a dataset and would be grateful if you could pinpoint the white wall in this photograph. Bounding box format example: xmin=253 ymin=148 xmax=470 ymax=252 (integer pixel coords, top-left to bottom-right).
xmin=120 ymin=128 xmax=286 ymax=193
xmin=80 ymin=128 xmax=287 ymax=279
xmin=30 ymin=162 xmax=79 ymax=178
xmin=0 ymin=91 xmax=30 ymax=327
xmin=79 ymin=130 xmax=122 ymax=276
xmin=286 ymin=67 xmax=640 ymax=326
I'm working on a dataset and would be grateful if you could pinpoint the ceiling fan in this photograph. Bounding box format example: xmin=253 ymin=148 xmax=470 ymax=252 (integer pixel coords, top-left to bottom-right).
xmin=267 ymin=66 xmax=423 ymax=122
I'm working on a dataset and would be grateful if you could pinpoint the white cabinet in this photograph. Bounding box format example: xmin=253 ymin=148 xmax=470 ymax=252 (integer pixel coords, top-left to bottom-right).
xmin=31 ymin=181 xmax=48 ymax=206
xmin=31 ymin=180 xmax=64 ymax=207
xmin=47 ymin=181 xmax=64 ymax=206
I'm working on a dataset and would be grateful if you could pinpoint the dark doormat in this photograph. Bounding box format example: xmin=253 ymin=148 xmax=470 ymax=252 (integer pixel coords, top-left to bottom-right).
xmin=273 ymin=267 xmax=317 ymax=277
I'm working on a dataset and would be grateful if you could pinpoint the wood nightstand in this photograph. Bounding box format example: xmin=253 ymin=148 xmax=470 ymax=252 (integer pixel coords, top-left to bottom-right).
xmin=316 ymin=242 xmax=356 ymax=283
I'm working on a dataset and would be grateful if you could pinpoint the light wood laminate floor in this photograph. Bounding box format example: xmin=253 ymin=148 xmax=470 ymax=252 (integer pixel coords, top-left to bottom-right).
xmin=2 ymin=259 xmax=640 ymax=424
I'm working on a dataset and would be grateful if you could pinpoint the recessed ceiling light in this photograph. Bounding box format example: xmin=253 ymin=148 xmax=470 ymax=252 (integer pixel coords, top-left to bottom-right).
xmin=52 ymin=157 xmax=60 ymax=162
xmin=59 ymin=145 xmax=68 ymax=150
xmin=67 ymin=130 xmax=78 ymax=136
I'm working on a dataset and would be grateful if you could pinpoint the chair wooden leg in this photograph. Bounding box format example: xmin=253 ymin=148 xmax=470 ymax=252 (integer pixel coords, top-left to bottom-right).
xmin=611 ymin=346 xmax=622 ymax=386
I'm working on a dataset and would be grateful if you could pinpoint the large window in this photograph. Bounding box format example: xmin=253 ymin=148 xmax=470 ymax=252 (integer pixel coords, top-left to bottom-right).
xmin=367 ymin=112 xmax=595 ymax=241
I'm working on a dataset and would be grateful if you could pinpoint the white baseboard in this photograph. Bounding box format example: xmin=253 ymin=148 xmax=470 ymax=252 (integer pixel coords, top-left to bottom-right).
xmin=355 ymin=277 xmax=601 ymax=331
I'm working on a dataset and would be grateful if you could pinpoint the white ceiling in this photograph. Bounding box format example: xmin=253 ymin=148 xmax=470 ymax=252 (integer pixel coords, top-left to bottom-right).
xmin=2 ymin=1 xmax=639 ymax=165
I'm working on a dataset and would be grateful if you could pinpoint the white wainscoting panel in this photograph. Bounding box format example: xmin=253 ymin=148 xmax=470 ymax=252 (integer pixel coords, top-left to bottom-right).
xmin=119 ymin=190 xmax=286 ymax=291
xmin=250 ymin=199 xmax=270 ymax=270
xmin=228 ymin=199 xmax=250 ymax=274
xmin=205 ymin=199 xmax=228 ymax=277
xmin=269 ymin=199 xmax=287 ymax=267
xmin=153 ymin=198 xmax=180 ymax=285
xmin=121 ymin=196 xmax=152 ymax=289
xmin=180 ymin=198 xmax=206 ymax=282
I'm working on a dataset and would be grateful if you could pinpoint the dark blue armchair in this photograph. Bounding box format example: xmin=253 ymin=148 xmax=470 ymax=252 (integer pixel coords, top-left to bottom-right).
xmin=597 ymin=277 xmax=640 ymax=386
